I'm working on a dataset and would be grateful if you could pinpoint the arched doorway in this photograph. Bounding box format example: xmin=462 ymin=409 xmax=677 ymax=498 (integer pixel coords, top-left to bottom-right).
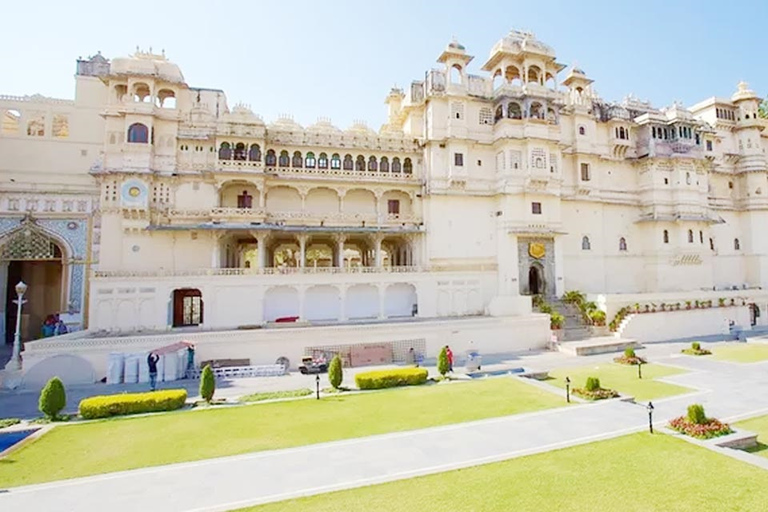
xmin=172 ymin=289 xmax=203 ymax=327
xmin=528 ymin=265 xmax=543 ymax=295
xmin=2 ymin=225 xmax=65 ymax=344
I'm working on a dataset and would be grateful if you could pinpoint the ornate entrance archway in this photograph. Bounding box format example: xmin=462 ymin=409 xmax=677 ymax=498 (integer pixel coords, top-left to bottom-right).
xmin=1 ymin=221 xmax=67 ymax=344
xmin=528 ymin=265 xmax=543 ymax=295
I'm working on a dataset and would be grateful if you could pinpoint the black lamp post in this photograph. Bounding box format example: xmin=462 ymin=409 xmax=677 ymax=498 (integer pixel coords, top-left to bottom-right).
xmin=565 ymin=376 xmax=571 ymax=403
xmin=637 ymin=360 xmax=643 ymax=379
xmin=647 ymin=401 xmax=654 ymax=433
xmin=315 ymin=374 xmax=320 ymax=400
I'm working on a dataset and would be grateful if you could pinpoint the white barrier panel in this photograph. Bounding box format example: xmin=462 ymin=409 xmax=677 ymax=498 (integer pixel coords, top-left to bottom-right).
xmin=123 ymin=355 xmax=139 ymax=384
xmin=106 ymin=353 xmax=124 ymax=385
xmin=137 ymin=352 xmax=150 ymax=383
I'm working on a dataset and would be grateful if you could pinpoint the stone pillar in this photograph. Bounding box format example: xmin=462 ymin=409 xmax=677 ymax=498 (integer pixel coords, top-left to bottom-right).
xmin=256 ymin=233 xmax=269 ymax=269
xmin=259 ymin=188 xmax=265 ymax=208
xmin=374 ymin=236 xmax=383 ymax=268
xmin=334 ymin=234 xmax=346 ymax=268
xmin=210 ymin=235 xmax=220 ymax=268
xmin=298 ymin=234 xmax=307 ymax=269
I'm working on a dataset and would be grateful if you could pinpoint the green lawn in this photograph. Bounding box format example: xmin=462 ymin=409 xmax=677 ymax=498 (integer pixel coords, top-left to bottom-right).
xmin=242 ymin=433 xmax=768 ymax=512
xmin=735 ymin=414 xmax=768 ymax=457
xmin=0 ymin=377 xmax=564 ymax=488
xmin=548 ymin=362 xmax=690 ymax=402
xmin=713 ymin=343 xmax=768 ymax=363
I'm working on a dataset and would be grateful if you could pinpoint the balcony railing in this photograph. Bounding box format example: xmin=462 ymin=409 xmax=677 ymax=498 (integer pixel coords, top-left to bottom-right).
xmin=164 ymin=208 xmax=421 ymax=226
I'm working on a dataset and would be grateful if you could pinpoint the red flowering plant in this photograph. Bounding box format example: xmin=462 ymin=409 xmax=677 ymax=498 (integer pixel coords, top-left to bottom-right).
xmin=668 ymin=404 xmax=732 ymax=439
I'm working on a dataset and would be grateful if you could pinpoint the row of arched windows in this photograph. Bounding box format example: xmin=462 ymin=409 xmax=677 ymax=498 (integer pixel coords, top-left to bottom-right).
xmin=583 ymin=233 xmax=742 ymax=252
xmin=218 ymin=143 xmax=413 ymax=173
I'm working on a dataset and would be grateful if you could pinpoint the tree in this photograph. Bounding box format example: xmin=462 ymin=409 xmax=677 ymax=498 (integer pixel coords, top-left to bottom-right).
xmin=200 ymin=364 xmax=215 ymax=403
xmin=437 ymin=346 xmax=450 ymax=376
xmin=39 ymin=377 xmax=66 ymax=420
xmin=759 ymin=98 xmax=768 ymax=119
xmin=328 ymin=354 xmax=343 ymax=389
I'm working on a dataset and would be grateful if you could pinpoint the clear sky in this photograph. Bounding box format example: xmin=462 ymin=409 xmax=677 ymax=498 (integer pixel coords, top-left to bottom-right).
xmin=3 ymin=0 xmax=765 ymax=129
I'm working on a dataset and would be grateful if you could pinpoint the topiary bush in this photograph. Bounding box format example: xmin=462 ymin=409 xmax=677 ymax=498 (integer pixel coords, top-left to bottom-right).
xmin=589 ymin=310 xmax=606 ymax=326
xmin=328 ymin=354 xmax=343 ymax=389
xmin=79 ymin=389 xmax=187 ymax=419
xmin=692 ymin=342 xmax=701 ymax=351
xmin=585 ymin=376 xmax=601 ymax=392
xmin=355 ymin=368 xmax=429 ymax=390
xmin=200 ymin=364 xmax=215 ymax=403
xmin=624 ymin=347 xmax=636 ymax=358
xmin=437 ymin=346 xmax=450 ymax=376
xmin=39 ymin=377 xmax=66 ymax=420
xmin=687 ymin=404 xmax=708 ymax=425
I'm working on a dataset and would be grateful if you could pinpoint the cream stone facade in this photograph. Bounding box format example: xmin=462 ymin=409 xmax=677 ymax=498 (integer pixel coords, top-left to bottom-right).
xmin=4 ymin=30 xmax=768 ymax=385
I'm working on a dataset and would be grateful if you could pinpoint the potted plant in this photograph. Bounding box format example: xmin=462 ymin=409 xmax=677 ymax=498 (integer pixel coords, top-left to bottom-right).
xmin=685 ymin=300 xmax=692 ymax=310
xmin=718 ymin=298 xmax=726 ymax=307
xmin=644 ymin=304 xmax=650 ymax=313
xmin=634 ymin=303 xmax=641 ymax=314
xmin=694 ymin=300 xmax=701 ymax=309
xmin=660 ymin=303 xmax=667 ymax=312
xmin=650 ymin=303 xmax=657 ymax=313
xmin=730 ymin=298 xmax=735 ymax=306
xmin=675 ymin=302 xmax=681 ymax=310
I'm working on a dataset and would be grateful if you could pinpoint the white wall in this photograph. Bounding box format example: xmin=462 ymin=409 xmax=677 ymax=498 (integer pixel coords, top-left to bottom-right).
xmin=619 ymin=307 xmax=751 ymax=342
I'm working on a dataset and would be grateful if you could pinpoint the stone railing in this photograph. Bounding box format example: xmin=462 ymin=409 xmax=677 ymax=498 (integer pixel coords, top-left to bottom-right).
xmin=266 ymin=166 xmax=419 ymax=181
xmin=218 ymin=160 xmax=264 ymax=172
xmin=93 ymin=265 xmax=430 ymax=278
xmin=0 ymin=94 xmax=74 ymax=106
xmin=164 ymin=208 xmax=421 ymax=226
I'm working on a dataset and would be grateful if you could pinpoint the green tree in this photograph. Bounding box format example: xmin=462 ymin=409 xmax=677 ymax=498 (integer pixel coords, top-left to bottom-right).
xmin=200 ymin=365 xmax=216 ymax=403
xmin=437 ymin=346 xmax=450 ymax=376
xmin=328 ymin=354 xmax=343 ymax=389
xmin=39 ymin=377 xmax=66 ymax=420
xmin=759 ymin=98 xmax=768 ymax=119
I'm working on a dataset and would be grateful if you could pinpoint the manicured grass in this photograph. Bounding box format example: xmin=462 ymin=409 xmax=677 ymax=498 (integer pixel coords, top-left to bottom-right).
xmin=0 ymin=418 xmax=21 ymax=429
xmin=713 ymin=343 xmax=768 ymax=363
xmin=242 ymin=433 xmax=768 ymax=512
xmin=735 ymin=414 xmax=768 ymax=457
xmin=239 ymin=388 xmax=313 ymax=402
xmin=548 ymin=362 xmax=690 ymax=402
xmin=0 ymin=377 xmax=563 ymax=488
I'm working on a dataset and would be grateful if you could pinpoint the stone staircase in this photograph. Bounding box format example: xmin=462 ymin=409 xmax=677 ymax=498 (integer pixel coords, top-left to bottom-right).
xmin=538 ymin=298 xmax=591 ymax=342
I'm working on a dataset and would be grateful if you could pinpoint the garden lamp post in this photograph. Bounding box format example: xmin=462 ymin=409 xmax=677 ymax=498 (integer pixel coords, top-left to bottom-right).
xmin=637 ymin=360 xmax=643 ymax=380
xmin=565 ymin=376 xmax=571 ymax=403
xmin=7 ymin=281 xmax=28 ymax=371
xmin=647 ymin=401 xmax=654 ymax=434
xmin=315 ymin=374 xmax=320 ymax=400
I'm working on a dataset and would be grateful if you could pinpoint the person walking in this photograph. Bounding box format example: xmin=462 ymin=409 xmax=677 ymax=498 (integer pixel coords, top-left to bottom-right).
xmin=446 ymin=345 xmax=454 ymax=372
xmin=147 ymin=352 xmax=160 ymax=391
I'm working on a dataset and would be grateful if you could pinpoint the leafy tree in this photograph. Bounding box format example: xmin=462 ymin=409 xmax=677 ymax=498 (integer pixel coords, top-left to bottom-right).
xmin=437 ymin=346 xmax=450 ymax=376
xmin=328 ymin=354 xmax=343 ymax=389
xmin=759 ymin=98 xmax=768 ymax=119
xmin=39 ymin=377 xmax=66 ymax=420
xmin=200 ymin=365 xmax=216 ymax=403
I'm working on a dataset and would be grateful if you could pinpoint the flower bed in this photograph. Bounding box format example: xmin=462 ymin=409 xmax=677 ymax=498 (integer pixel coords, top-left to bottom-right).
xmin=572 ymin=387 xmax=620 ymax=400
xmin=613 ymin=355 xmax=647 ymax=365
xmin=682 ymin=348 xmax=712 ymax=356
xmin=669 ymin=416 xmax=732 ymax=439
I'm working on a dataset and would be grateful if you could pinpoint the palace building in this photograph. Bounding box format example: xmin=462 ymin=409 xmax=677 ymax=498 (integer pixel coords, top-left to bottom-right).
xmin=2 ymin=30 xmax=767 ymax=385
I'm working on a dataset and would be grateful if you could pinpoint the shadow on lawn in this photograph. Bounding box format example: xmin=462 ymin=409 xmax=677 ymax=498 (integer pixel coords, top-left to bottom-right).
xmin=744 ymin=442 xmax=768 ymax=455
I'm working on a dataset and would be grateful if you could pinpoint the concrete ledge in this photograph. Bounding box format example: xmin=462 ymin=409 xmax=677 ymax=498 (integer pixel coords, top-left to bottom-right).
xmin=558 ymin=337 xmax=639 ymax=356
xmin=712 ymin=429 xmax=759 ymax=450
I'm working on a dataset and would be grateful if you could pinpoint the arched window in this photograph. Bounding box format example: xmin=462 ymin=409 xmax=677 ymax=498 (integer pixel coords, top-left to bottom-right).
xmin=368 ymin=156 xmax=378 ymax=172
xmin=355 ymin=155 xmax=366 ymax=171
xmin=686 ymin=172 xmax=691 ymax=185
xmin=688 ymin=229 xmax=694 ymax=243
xmin=663 ymin=230 xmax=669 ymax=244
xmin=278 ymin=150 xmax=290 ymax=167
xmin=450 ymin=64 xmax=462 ymax=84
xmin=331 ymin=153 xmax=342 ymax=169
xmin=735 ymin=238 xmax=741 ymax=251
xmin=218 ymin=142 xmax=232 ymax=160
xmin=581 ymin=236 xmax=591 ymax=250
xmin=392 ymin=157 xmax=401 ymax=173
xmin=380 ymin=156 xmax=389 ymax=172
xmin=248 ymin=144 xmax=261 ymax=162
xmin=495 ymin=105 xmax=504 ymax=122
xmin=305 ymin=151 xmax=316 ymax=168
xmin=343 ymin=154 xmax=353 ymax=170
xmin=318 ymin=152 xmax=328 ymax=169
xmin=699 ymin=230 xmax=704 ymax=244
xmin=404 ymin=158 xmax=413 ymax=174
xmin=529 ymin=102 xmax=543 ymax=119
xmin=234 ymin=143 xmax=247 ymax=161
xmin=127 ymin=123 xmax=149 ymax=143
xmin=578 ymin=125 xmax=586 ymax=136
xmin=710 ymin=238 xmax=715 ymax=251
xmin=292 ymin=151 xmax=303 ymax=168
xmin=508 ymin=102 xmax=522 ymax=119
xmin=619 ymin=237 xmax=627 ymax=252
xmin=265 ymin=149 xmax=276 ymax=166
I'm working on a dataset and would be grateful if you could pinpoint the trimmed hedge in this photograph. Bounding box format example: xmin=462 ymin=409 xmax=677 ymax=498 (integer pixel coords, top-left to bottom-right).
xmin=79 ymin=389 xmax=188 ymax=419
xmin=355 ymin=368 xmax=429 ymax=390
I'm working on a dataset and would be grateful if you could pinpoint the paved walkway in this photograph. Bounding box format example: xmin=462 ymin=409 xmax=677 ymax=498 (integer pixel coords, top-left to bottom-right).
xmin=3 ymin=343 xmax=768 ymax=511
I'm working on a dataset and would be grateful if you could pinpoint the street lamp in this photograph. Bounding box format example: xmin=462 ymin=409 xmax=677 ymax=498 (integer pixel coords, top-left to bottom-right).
xmin=315 ymin=374 xmax=320 ymax=400
xmin=647 ymin=401 xmax=655 ymax=434
xmin=7 ymin=281 xmax=28 ymax=371
xmin=637 ymin=359 xmax=643 ymax=380
xmin=565 ymin=376 xmax=571 ymax=403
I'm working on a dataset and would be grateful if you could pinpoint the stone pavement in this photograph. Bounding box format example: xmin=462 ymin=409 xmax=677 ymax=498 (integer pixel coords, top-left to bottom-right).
xmin=3 ymin=341 xmax=768 ymax=511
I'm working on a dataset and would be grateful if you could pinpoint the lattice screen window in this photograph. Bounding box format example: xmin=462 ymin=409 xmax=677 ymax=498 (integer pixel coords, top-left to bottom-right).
xmin=451 ymin=102 xmax=465 ymax=120
xmin=1 ymin=229 xmax=60 ymax=260
xmin=496 ymin=151 xmax=505 ymax=171
xmin=531 ymin=148 xmax=546 ymax=169
xmin=52 ymin=115 xmax=69 ymax=138
xmin=509 ymin=150 xmax=522 ymax=170
xmin=153 ymin=183 xmax=171 ymax=204
xmin=103 ymin=181 xmax=118 ymax=202
xmin=479 ymin=107 xmax=493 ymax=125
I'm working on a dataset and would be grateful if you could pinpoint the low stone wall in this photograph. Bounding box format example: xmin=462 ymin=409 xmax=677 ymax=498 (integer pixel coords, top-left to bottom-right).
xmin=618 ymin=307 xmax=751 ymax=343
xmin=19 ymin=314 xmax=551 ymax=388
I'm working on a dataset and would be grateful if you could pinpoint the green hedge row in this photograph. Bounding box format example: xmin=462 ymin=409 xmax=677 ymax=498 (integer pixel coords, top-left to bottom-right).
xmin=355 ymin=367 xmax=429 ymax=390
xmin=79 ymin=389 xmax=188 ymax=419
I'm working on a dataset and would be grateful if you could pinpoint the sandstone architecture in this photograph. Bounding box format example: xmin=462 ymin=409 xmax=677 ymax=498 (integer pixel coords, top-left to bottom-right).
xmin=2 ymin=31 xmax=766 ymax=384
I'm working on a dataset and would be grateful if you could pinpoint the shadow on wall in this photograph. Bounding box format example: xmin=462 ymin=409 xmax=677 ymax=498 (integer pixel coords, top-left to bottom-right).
xmin=22 ymin=354 xmax=95 ymax=390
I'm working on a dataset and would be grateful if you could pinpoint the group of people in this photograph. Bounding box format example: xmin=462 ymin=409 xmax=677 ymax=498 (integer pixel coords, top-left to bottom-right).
xmin=41 ymin=314 xmax=68 ymax=338
xmin=407 ymin=345 xmax=455 ymax=371
xmin=146 ymin=345 xmax=196 ymax=391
